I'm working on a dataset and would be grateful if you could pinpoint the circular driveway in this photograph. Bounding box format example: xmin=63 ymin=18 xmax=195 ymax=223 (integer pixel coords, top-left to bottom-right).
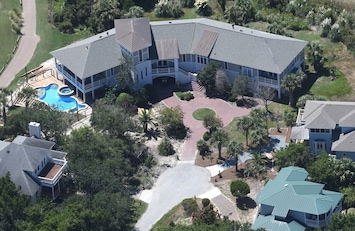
xmin=135 ymin=89 xmax=256 ymax=230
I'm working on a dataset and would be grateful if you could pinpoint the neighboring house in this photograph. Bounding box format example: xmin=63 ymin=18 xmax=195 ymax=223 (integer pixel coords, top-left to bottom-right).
xmin=51 ymin=17 xmax=307 ymax=102
xmin=301 ymin=100 xmax=355 ymax=159
xmin=252 ymin=166 xmax=343 ymax=231
xmin=0 ymin=122 xmax=67 ymax=201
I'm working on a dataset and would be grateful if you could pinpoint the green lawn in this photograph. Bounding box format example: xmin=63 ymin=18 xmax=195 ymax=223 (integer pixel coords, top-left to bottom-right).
xmin=223 ymin=117 xmax=245 ymax=144
xmin=192 ymin=108 xmax=216 ymax=120
xmin=0 ymin=0 xmax=21 ymax=73
xmin=131 ymin=199 xmax=148 ymax=227
xmin=8 ymin=0 xmax=91 ymax=90
xmin=310 ymin=74 xmax=352 ymax=100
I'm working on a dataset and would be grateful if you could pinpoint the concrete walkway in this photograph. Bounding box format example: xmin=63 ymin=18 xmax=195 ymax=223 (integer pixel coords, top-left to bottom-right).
xmin=135 ymin=84 xmax=254 ymax=230
xmin=0 ymin=0 xmax=39 ymax=88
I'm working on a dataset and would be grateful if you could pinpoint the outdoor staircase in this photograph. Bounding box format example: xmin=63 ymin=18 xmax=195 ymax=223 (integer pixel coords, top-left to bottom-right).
xmin=190 ymin=81 xmax=205 ymax=98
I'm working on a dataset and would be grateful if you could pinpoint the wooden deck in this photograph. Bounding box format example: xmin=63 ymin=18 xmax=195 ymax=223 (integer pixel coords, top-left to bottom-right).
xmin=39 ymin=163 xmax=63 ymax=179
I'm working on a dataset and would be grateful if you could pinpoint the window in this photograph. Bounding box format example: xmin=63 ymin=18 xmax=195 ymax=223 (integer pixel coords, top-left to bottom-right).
xmin=314 ymin=141 xmax=326 ymax=154
xmin=224 ymin=62 xmax=228 ymax=69
xmin=141 ymin=71 xmax=143 ymax=80
xmin=197 ymin=56 xmax=200 ymax=63
xmin=182 ymin=55 xmax=186 ymax=62
xmin=136 ymin=75 xmax=138 ymax=83
xmin=139 ymin=50 xmax=143 ymax=62
xmin=145 ymin=67 xmax=147 ymax=76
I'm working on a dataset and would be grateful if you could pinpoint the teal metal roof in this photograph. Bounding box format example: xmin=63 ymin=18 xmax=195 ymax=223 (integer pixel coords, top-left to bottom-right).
xmin=256 ymin=166 xmax=343 ymax=218
xmin=252 ymin=215 xmax=306 ymax=231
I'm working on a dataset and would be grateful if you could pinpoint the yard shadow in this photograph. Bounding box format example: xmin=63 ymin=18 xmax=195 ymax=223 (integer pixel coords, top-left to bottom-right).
xmin=237 ymin=197 xmax=257 ymax=210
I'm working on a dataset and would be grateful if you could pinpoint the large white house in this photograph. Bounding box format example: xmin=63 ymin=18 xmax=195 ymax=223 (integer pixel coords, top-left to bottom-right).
xmin=51 ymin=17 xmax=307 ymax=102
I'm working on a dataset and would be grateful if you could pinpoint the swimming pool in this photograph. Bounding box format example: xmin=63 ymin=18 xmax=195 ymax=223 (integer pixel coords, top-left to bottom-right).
xmin=36 ymin=83 xmax=86 ymax=111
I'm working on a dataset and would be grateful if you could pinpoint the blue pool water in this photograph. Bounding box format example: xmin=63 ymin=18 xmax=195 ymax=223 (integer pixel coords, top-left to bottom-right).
xmin=37 ymin=84 xmax=85 ymax=111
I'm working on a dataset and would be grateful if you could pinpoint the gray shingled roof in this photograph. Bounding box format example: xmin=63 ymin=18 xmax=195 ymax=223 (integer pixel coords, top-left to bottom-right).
xmin=50 ymin=28 xmax=122 ymax=79
xmin=256 ymin=166 xmax=342 ymax=218
xmin=0 ymin=136 xmax=67 ymax=197
xmin=12 ymin=136 xmax=55 ymax=150
xmin=304 ymin=101 xmax=355 ymax=129
xmin=114 ymin=17 xmax=152 ymax=53
xmin=51 ymin=18 xmax=307 ymax=79
xmin=155 ymin=39 xmax=179 ymax=60
xmin=151 ymin=18 xmax=307 ymax=74
xmin=332 ymin=130 xmax=355 ymax=152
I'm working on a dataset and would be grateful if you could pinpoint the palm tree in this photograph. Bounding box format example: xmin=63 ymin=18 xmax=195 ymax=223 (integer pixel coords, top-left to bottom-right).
xmin=139 ymin=108 xmax=155 ymax=133
xmin=250 ymin=126 xmax=269 ymax=149
xmin=307 ymin=40 xmax=326 ymax=72
xmin=250 ymin=151 xmax=268 ymax=166
xmin=210 ymin=129 xmax=229 ymax=159
xmin=236 ymin=116 xmax=253 ymax=146
xmin=281 ymin=72 xmax=305 ymax=107
xmin=227 ymin=140 xmax=244 ymax=171
xmin=18 ymin=87 xmax=37 ymax=109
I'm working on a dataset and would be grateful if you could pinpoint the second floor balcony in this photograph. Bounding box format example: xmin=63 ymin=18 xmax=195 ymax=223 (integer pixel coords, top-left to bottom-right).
xmin=38 ymin=159 xmax=67 ymax=186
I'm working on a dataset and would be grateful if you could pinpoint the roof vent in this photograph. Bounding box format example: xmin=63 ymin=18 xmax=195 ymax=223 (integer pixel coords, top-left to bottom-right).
xmin=284 ymin=184 xmax=288 ymax=187
xmin=107 ymin=32 xmax=109 ymax=35
xmin=240 ymin=29 xmax=243 ymax=32
xmin=99 ymin=35 xmax=102 ymax=38
xmin=232 ymin=24 xmax=235 ymax=29
xmin=85 ymin=45 xmax=88 ymax=49
xmin=169 ymin=21 xmax=172 ymax=24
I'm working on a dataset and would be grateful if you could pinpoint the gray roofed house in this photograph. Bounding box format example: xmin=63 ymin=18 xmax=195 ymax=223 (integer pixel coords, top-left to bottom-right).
xmin=51 ymin=17 xmax=307 ymax=102
xmin=302 ymin=101 xmax=355 ymax=158
xmin=0 ymin=136 xmax=67 ymax=200
xmin=253 ymin=166 xmax=343 ymax=230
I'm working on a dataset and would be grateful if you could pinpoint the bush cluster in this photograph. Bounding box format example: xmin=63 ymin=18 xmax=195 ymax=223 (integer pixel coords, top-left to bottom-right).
xmin=182 ymin=198 xmax=198 ymax=215
xmin=175 ymin=92 xmax=194 ymax=101
xmin=158 ymin=138 xmax=175 ymax=156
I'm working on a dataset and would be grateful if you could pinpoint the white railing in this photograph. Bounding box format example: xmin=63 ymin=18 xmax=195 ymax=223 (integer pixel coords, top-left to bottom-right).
xmin=258 ymin=76 xmax=278 ymax=85
xmin=152 ymin=67 xmax=175 ymax=74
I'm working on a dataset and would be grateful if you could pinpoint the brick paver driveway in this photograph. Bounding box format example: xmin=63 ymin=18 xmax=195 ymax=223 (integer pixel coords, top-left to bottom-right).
xmin=163 ymin=88 xmax=252 ymax=161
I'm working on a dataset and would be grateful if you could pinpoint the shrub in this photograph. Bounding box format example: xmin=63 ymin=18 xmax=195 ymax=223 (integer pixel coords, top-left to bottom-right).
xmin=197 ymin=139 xmax=210 ymax=155
xmin=158 ymin=138 xmax=175 ymax=156
xmin=202 ymin=198 xmax=210 ymax=207
xmin=287 ymin=19 xmax=309 ymax=31
xmin=182 ymin=198 xmax=198 ymax=215
xmin=195 ymin=0 xmax=212 ymax=16
xmin=155 ymin=0 xmax=184 ymax=18
xmin=175 ymin=92 xmax=194 ymax=101
xmin=203 ymin=132 xmax=210 ymax=141
xmin=116 ymin=92 xmax=137 ymax=115
xmin=230 ymin=180 xmax=250 ymax=198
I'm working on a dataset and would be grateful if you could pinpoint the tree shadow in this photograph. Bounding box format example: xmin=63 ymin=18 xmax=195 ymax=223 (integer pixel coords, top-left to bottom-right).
xmin=144 ymin=127 xmax=161 ymax=141
xmin=237 ymin=197 xmax=257 ymax=210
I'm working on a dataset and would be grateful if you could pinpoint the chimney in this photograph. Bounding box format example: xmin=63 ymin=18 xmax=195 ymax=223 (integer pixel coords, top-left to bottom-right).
xmin=29 ymin=122 xmax=41 ymax=139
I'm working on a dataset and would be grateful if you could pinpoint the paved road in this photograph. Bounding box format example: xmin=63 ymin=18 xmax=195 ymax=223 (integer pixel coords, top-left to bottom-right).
xmin=0 ymin=0 xmax=39 ymax=88
xmin=135 ymin=163 xmax=214 ymax=231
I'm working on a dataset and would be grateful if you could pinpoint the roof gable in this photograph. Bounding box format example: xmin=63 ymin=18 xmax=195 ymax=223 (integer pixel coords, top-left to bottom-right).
xmin=115 ymin=17 xmax=152 ymax=52
xmin=155 ymin=39 xmax=179 ymax=60
xmin=194 ymin=30 xmax=219 ymax=57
